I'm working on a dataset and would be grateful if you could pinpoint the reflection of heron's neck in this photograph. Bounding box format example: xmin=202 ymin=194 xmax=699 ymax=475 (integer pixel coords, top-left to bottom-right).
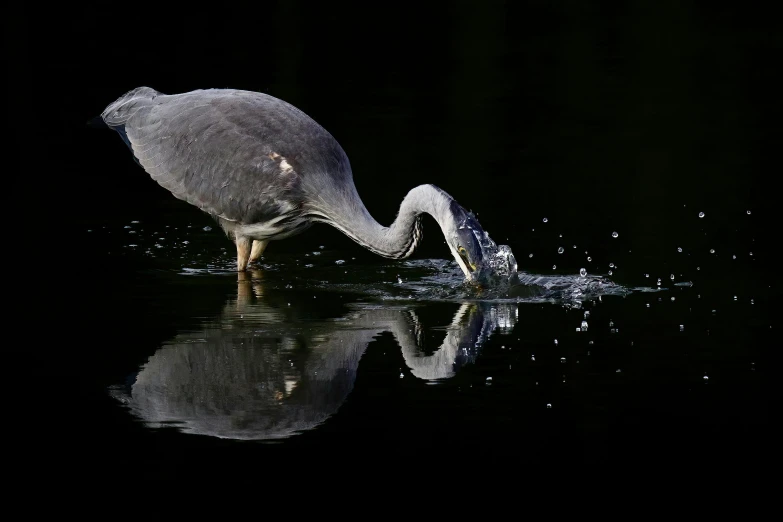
xmin=306 ymin=183 xmax=457 ymax=259
xmin=393 ymin=303 xmax=475 ymax=381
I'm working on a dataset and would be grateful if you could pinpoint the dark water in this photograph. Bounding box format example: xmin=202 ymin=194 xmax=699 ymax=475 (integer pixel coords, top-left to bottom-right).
xmin=19 ymin=1 xmax=776 ymax=479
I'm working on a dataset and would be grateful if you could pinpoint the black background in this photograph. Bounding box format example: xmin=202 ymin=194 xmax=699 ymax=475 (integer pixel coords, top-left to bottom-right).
xmin=16 ymin=1 xmax=778 ymax=251
xmin=11 ymin=0 xmax=778 ymax=483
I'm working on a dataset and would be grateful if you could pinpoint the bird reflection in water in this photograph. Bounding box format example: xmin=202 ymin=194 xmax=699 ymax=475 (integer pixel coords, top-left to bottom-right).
xmin=110 ymin=270 xmax=518 ymax=441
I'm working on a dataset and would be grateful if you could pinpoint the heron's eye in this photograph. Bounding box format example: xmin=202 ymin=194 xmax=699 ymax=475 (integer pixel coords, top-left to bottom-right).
xmin=458 ymin=246 xmax=467 ymax=255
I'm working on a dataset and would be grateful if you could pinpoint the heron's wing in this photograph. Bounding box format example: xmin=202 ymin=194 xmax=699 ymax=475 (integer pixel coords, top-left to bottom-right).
xmin=103 ymin=88 xmax=308 ymax=224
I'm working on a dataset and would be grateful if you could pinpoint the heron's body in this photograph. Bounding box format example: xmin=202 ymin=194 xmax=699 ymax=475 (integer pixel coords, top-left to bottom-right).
xmin=100 ymin=87 xmax=510 ymax=278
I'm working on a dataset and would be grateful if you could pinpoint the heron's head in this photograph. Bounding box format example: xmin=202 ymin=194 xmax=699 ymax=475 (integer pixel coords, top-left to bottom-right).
xmin=445 ymin=202 xmax=518 ymax=283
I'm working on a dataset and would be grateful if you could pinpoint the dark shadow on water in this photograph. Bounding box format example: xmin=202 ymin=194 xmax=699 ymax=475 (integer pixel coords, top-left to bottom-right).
xmin=109 ymin=270 xmax=517 ymax=441
xmin=50 ymin=261 xmax=769 ymax=481
xmin=26 ymin=234 xmax=772 ymax=485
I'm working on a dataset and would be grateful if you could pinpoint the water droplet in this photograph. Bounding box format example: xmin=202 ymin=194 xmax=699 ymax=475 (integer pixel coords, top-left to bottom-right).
xmin=131 ymin=220 xmax=140 ymax=224
xmin=608 ymin=270 xmax=613 ymax=275
xmin=733 ymin=255 xmax=737 ymax=259
xmin=400 ymin=373 xmax=404 ymax=379
xmin=749 ymin=252 xmax=753 ymax=256
xmin=553 ymin=339 xmax=558 ymax=345
xmin=397 ymin=275 xmax=403 ymax=284
xmin=699 ymin=212 xmax=705 ymax=218
xmin=609 ymin=263 xmax=615 ymax=268
xmin=552 ymin=265 xmax=557 ymax=269
xmin=560 ymin=357 xmax=566 ymax=363
xmin=581 ymin=321 xmax=588 ymax=330
xmin=697 ymin=266 xmax=701 ymax=271
xmin=579 ymin=268 xmax=587 ymax=277
xmin=677 ymin=247 xmax=683 ymax=253
xmin=543 ymin=217 xmax=548 ymax=223
xmin=335 ymin=259 xmax=345 ymax=265
xmin=703 ymin=375 xmax=709 ymax=381
xmin=710 ymin=249 xmax=715 ymax=254
xmin=670 ymin=274 xmax=675 ymax=280
xmin=733 ymin=295 xmax=737 ymax=300
xmin=747 ymin=210 xmax=751 ymax=215
xmin=657 ymin=278 xmax=661 ymax=286
xmin=486 ymin=376 xmax=492 ymax=381
xmin=587 ymin=257 xmax=592 ymax=262
xmin=671 ymin=297 xmax=675 ymax=301
xmin=680 ymin=325 xmax=685 ymax=331
xmin=612 ymin=231 xmax=619 ymax=238
xmin=616 ymin=369 xmax=622 ymax=373
xmin=203 ymin=226 xmax=212 ymax=231
xmin=319 ymin=245 xmax=325 ymax=249
xmin=573 ymin=245 xmax=577 ymax=248
xmin=529 ymin=253 xmax=533 ymax=258
xmin=546 ymin=403 xmax=552 ymax=409
xmin=558 ymin=247 xmax=564 ymax=254
xmin=645 ymin=273 xmax=649 ymax=278
xmin=531 ymin=355 xmax=535 ymax=361
xmin=584 ymin=311 xmax=590 ymax=318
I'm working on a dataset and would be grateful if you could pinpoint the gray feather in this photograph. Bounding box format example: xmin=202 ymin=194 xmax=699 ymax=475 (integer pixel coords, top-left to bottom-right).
xmin=101 ymin=87 xmax=352 ymax=225
xmin=99 ymin=87 xmax=483 ymax=274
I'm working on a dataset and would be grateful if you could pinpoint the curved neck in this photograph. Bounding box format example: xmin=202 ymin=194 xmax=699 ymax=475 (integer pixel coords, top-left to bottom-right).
xmin=308 ymin=184 xmax=457 ymax=259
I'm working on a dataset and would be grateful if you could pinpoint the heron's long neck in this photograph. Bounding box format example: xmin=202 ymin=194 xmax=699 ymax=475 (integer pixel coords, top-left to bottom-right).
xmin=310 ymin=184 xmax=456 ymax=259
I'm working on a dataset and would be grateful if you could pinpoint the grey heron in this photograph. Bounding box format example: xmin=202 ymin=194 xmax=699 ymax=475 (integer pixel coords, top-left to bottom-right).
xmin=99 ymin=87 xmax=516 ymax=281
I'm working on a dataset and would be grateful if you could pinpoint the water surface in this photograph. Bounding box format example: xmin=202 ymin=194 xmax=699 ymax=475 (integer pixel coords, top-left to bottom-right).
xmin=65 ymin=214 xmax=773 ymax=477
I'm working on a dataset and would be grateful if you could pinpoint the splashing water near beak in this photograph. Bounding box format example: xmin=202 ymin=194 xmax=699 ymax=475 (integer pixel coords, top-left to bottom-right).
xmin=457 ymin=215 xmax=518 ymax=285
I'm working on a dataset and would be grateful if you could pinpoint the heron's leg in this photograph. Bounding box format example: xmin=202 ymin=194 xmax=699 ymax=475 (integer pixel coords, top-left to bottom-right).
xmin=249 ymin=240 xmax=269 ymax=264
xmin=235 ymin=235 xmax=252 ymax=271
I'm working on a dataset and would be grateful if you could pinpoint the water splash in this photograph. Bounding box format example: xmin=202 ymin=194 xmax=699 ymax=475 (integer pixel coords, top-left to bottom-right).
xmin=96 ymin=216 xmax=661 ymax=307
xmin=457 ymin=214 xmax=518 ymax=283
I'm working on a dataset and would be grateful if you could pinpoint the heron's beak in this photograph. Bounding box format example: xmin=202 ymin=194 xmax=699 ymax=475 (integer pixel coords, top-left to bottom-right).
xmin=460 ymin=254 xmax=477 ymax=274
xmin=450 ymin=245 xmax=475 ymax=280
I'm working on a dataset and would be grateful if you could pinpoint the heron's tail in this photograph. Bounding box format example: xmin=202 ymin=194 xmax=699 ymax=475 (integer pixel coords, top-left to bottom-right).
xmin=99 ymin=86 xmax=161 ymax=127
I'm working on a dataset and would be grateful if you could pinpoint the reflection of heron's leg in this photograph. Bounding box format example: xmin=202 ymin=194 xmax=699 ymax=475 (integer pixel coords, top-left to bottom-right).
xmin=237 ymin=270 xmax=253 ymax=305
xmin=236 ymin=235 xmax=252 ymax=271
xmin=237 ymin=270 xmax=265 ymax=307
xmin=249 ymin=240 xmax=269 ymax=264
xmin=249 ymin=269 xmax=264 ymax=297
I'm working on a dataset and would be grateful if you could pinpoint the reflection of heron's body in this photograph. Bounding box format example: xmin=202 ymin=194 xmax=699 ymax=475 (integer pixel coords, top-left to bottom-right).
xmin=98 ymin=87 xmax=516 ymax=280
xmin=112 ymin=272 xmax=517 ymax=440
